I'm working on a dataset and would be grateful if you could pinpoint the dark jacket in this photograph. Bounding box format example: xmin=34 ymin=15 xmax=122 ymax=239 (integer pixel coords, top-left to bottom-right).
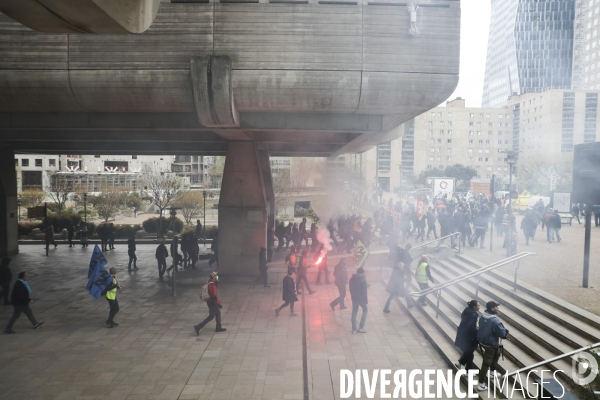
xmin=128 ymin=238 xmax=136 ymax=253
xmin=349 ymin=272 xmax=368 ymax=304
xmin=282 ymin=275 xmax=298 ymax=303
xmin=454 ymin=307 xmax=479 ymax=353
xmin=67 ymin=225 xmax=75 ymax=238
xmin=478 ymin=311 xmax=509 ymax=348
xmin=549 ymin=213 xmax=562 ymax=229
xmin=0 ymin=258 xmax=12 ymax=283
xmin=155 ymin=244 xmax=169 ymax=260
xmin=259 ymin=251 xmax=268 ymax=273
xmin=333 ymin=260 xmax=348 ymax=286
xmin=385 ymin=265 xmax=405 ymax=296
xmin=11 ymin=280 xmax=31 ymax=307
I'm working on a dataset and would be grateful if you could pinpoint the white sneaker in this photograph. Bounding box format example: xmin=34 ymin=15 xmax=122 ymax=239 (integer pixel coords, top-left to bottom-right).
xmin=352 ymin=330 xmax=358 ymax=334
xmin=454 ymin=362 xmax=463 ymax=369
xmin=488 ymin=371 xmax=501 ymax=379
xmin=357 ymin=329 xmax=367 ymax=333
xmin=477 ymin=383 xmax=487 ymax=391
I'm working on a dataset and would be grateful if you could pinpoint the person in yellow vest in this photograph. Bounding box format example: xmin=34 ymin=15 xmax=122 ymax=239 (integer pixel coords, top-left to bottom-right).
xmin=105 ymin=267 xmax=121 ymax=328
xmin=415 ymin=255 xmax=435 ymax=306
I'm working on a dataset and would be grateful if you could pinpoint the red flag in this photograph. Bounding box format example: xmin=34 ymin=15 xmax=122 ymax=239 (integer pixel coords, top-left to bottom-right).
xmin=416 ymin=196 xmax=425 ymax=220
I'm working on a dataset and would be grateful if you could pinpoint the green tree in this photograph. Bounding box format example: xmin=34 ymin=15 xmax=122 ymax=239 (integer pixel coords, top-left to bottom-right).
xmin=516 ymin=155 xmax=573 ymax=194
xmin=174 ymin=191 xmax=204 ymax=225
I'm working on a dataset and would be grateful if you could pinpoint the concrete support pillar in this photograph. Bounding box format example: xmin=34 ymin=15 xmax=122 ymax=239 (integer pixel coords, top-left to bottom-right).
xmin=218 ymin=142 xmax=273 ymax=275
xmin=0 ymin=151 xmax=18 ymax=257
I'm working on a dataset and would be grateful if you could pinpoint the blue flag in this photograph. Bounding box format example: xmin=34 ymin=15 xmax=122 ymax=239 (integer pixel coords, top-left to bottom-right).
xmin=86 ymin=245 xmax=112 ymax=299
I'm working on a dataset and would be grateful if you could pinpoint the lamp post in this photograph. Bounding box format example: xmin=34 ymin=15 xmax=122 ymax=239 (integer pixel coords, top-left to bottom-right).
xmin=202 ymin=190 xmax=207 ymax=243
xmin=503 ymin=151 xmax=518 ymax=257
xmin=83 ymin=192 xmax=87 ymax=224
xmin=17 ymin=197 xmax=21 ymax=222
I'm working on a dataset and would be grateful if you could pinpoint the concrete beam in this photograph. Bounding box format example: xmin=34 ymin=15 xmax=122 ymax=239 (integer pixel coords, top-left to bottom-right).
xmin=0 ymin=0 xmax=161 ymax=33
xmin=0 ymin=150 xmax=18 ymax=257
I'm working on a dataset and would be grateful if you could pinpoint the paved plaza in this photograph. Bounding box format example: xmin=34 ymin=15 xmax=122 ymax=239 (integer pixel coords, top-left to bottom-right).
xmin=0 ymin=244 xmax=448 ymax=400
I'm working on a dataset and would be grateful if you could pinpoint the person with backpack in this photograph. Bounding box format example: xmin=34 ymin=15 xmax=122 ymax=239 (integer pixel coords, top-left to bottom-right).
xmin=454 ymin=300 xmax=481 ymax=372
xmin=477 ymin=301 xmax=509 ymax=391
xmin=104 ymin=267 xmax=121 ymax=328
xmin=330 ymin=258 xmax=348 ymax=310
xmin=155 ymin=241 xmax=169 ymax=280
xmin=4 ymin=271 xmax=44 ymax=334
xmin=252 ymin=248 xmax=270 ymax=288
xmin=194 ymin=271 xmax=226 ymax=335
xmin=349 ymin=267 xmax=368 ymax=333
xmin=275 ymin=267 xmax=298 ymax=316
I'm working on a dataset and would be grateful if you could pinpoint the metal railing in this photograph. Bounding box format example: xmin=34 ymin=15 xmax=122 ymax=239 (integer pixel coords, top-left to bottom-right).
xmin=503 ymin=341 xmax=600 ymax=378
xmin=410 ymin=252 xmax=536 ymax=317
xmin=411 ymin=231 xmax=462 ymax=255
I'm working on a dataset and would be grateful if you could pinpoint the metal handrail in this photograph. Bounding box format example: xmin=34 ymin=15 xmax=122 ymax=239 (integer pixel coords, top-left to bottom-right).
xmin=504 ymin=342 xmax=600 ymax=378
xmin=410 ymin=231 xmax=462 ymax=254
xmin=410 ymin=252 xmax=536 ymax=297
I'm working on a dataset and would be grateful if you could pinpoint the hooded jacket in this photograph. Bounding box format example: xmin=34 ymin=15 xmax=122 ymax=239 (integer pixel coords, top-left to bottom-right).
xmin=349 ymin=271 xmax=368 ymax=304
xmin=455 ymin=307 xmax=479 ymax=353
xmin=478 ymin=311 xmax=509 ymax=348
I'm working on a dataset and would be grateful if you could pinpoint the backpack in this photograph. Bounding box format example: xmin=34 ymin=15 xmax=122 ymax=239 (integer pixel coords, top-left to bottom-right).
xmin=199 ymin=282 xmax=211 ymax=301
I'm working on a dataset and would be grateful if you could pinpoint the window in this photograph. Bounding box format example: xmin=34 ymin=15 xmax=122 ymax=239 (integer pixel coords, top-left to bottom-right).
xmin=438 ymin=112 xmax=442 ymax=118
xmin=437 ymin=148 xmax=441 ymax=152
xmin=430 ymin=148 xmax=434 ymax=153
xmin=468 ymin=157 xmax=472 ymax=161
xmin=429 ymin=156 xmax=434 ymax=161
xmin=499 ymin=114 xmax=503 ymax=119
xmin=94 ymin=155 xmax=100 ymax=158
xmin=437 ymin=139 xmax=442 ymax=143
xmin=497 ymin=157 xmax=503 ymax=161
xmin=487 ymin=166 xmax=492 ymax=171
xmin=427 ymin=130 xmax=433 ymax=135
xmin=427 ymin=165 xmax=432 ymax=170
xmin=428 ymin=121 xmax=433 ymax=126
xmin=35 ymin=159 xmax=42 ymax=167
xmin=485 ymin=113 xmax=490 ymax=119
xmin=485 ymin=140 xmax=490 ymax=144
xmin=479 ymin=140 xmax=483 ymax=144
xmin=504 ymin=167 xmax=508 ymax=171
xmin=505 ymin=114 xmax=510 ymax=119
xmin=498 ymin=132 xmax=502 ymax=136
xmin=49 ymin=159 xmax=56 ymax=167
xmin=488 ymin=131 xmax=493 ymax=136
xmin=470 ymin=113 xmax=474 ymax=118
xmin=440 ymin=121 xmax=445 ymax=127
xmin=469 ymin=131 xmax=474 ymax=135
xmin=469 ymin=122 xmax=474 ymax=127
xmin=21 ymin=159 xmax=29 ymax=167
xmin=478 ymin=157 xmax=483 ymax=161
xmin=485 ymin=149 xmax=489 ymax=154
xmin=477 ymin=122 xmax=481 ymax=127
xmin=447 ymin=148 xmax=452 ymax=153
xmin=477 ymin=131 xmax=481 ymax=136
xmin=430 ymin=112 xmax=435 ymax=117
xmin=468 ymin=149 xmax=473 ymax=153
xmin=430 ymin=139 xmax=434 ymax=143
xmin=476 ymin=166 xmax=480 ymax=171
xmin=469 ymin=140 xmax=473 ymax=144
xmin=447 ymin=139 xmax=452 ymax=143
xmin=497 ymin=167 xmax=502 ymax=171
xmin=447 ymin=157 xmax=452 ymax=161
xmin=498 ymin=123 xmax=502 ymax=127
xmin=504 ymin=140 xmax=509 ymax=144
xmin=448 ymin=130 xmax=452 ymax=135
xmin=448 ymin=121 xmax=452 ymax=127
xmin=478 ymin=149 xmax=483 ymax=153
xmin=440 ymin=130 xmax=444 ymax=135
xmin=132 ymin=155 xmax=137 ymax=159
xmin=448 ymin=112 xmax=452 ymax=118
xmin=488 ymin=122 xmax=493 ymax=127
xmin=498 ymin=140 xmax=503 ymax=145
xmin=485 ymin=158 xmax=489 ymax=162
xmin=479 ymin=113 xmax=484 ymax=118
xmin=14 ymin=159 xmax=18 ymax=166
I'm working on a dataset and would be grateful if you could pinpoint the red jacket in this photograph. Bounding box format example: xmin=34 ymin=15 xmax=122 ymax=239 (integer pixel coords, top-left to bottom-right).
xmin=207 ymin=278 xmax=221 ymax=306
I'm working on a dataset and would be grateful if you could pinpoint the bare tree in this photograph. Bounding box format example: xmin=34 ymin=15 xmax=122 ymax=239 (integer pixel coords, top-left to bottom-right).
xmin=174 ymin=191 xmax=205 ymax=225
xmin=20 ymin=189 xmax=46 ymax=209
xmin=208 ymin=156 xmax=225 ymax=188
xmin=272 ymin=170 xmax=293 ymax=216
xmin=90 ymin=191 xmax=121 ymax=222
xmin=141 ymin=172 xmax=184 ymax=236
xmin=45 ymin=174 xmax=74 ymax=218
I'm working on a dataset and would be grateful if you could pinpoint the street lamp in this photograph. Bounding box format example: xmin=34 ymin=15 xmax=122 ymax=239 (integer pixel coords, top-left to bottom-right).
xmin=502 ymin=150 xmax=518 ymax=257
xmin=202 ymin=190 xmax=207 ymax=243
xmin=17 ymin=197 xmax=21 ymax=222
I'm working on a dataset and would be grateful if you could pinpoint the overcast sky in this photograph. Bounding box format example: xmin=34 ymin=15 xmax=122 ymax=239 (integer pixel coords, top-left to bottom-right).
xmin=445 ymin=0 xmax=492 ymax=108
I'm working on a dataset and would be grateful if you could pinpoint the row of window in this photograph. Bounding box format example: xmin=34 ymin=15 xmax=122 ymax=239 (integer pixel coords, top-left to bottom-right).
xmin=16 ymin=158 xmax=56 ymax=168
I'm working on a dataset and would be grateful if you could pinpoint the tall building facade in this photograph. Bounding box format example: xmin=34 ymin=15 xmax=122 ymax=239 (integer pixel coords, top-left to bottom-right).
xmin=572 ymin=0 xmax=600 ymax=89
xmin=482 ymin=0 xmax=576 ymax=108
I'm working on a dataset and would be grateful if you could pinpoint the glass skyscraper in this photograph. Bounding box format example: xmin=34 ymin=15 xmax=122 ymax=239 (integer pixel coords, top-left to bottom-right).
xmin=482 ymin=0 xmax=576 ymax=108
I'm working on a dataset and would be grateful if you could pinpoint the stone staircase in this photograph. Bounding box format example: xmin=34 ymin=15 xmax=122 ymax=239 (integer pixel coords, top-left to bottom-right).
xmin=396 ymin=251 xmax=600 ymax=399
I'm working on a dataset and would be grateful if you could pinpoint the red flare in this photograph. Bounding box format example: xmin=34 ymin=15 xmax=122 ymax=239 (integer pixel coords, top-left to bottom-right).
xmin=316 ymin=257 xmax=323 ymax=265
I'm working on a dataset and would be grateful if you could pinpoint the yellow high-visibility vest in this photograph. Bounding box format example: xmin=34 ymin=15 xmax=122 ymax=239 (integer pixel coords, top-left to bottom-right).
xmin=416 ymin=262 xmax=429 ymax=284
xmin=106 ymin=277 xmax=117 ymax=300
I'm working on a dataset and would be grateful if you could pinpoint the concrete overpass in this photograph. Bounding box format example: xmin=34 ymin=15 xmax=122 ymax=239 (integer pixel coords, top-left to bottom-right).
xmin=0 ymin=0 xmax=460 ymax=274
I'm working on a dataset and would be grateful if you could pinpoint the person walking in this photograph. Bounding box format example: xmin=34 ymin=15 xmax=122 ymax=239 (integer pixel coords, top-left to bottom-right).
xmin=109 ymin=223 xmax=116 ymax=250
xmin=195 ymin=220 xmax=203 ymax=240
xmin=327 ymin=218 xmax=339 ymax=247
xmin=477 ymin=301 xmax=509 ymax=391
xmin=349 ymin=267 xmax=368 ymax=333
xmin=275 ymin=267 xmax=298 ymax=316
xmin=194 ymin=271 xmax=227 ymax=335
xmin=155 ymin=241 xmax=169 ymax=280
xmin=572 ymin=204 xmax=581 ymax=225
xmin=299 ymin=218 xmax=309 ymax=250
xmin=67 ymin=223 xmax=75 ymax=248
xmin=127 ymin=236 xmax=138 ymax=271
xmin=105 ymin=267 xmax=121 ymax=328
xmin=0 ymin=258 xmax=12 ymax=305
xmin=454 ymin=300 xmax=481 ymax=372
xmin=267 ymin=227 xmax=275 ymax=262
xmin=415 ymin=255 xmax=434 ymax=306
xmin=383 ymin=261 xmax=405 ymax=313
xmin=45 ymin=224 xmax=57 ymax=251
xmin=252 ymin=248 xmax=270 ymax=288
xmin=99 ymin=224 xmax=109 ymax=252
xmin=4 ymin=272 xmax=44 ymax=334
xmin=296 ymin=250 xmax=315 ymax=295
xmin=315 ymin=253 xmax=330 ymax=285
xmin=426 ymin=208 xmax=438 ymax=240
xmin=275 ymin=221 xmax=286 ymax=253
xmin=593 ymin=204 xmax=600 ymax=227
xmin=80 ymin=222 xmax=88 ymax=248
xmin=330 ymin=258 xmax=348 ymax=311
xmin=520 ymin=210 xmax=537 ymax=245
xmin=170 ymin=236 xmax=180 ymax=271
xmin=548 ymin=209 xmax=562 ymax=243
